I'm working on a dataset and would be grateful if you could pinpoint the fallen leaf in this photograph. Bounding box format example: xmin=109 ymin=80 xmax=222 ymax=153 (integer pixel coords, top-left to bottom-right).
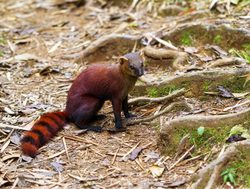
xmin=217 ymin=86 xmax=235 ymax=98
xmin=22 ymin=155 xmax=33 ymax=162
xmin=2 ymin=153 xmax=20 ymax=161
xmin=0 ymin=178 xmax=9 ymax=187
xmin=4 ymin=106 xmax=15 ymax=115
xmin=184 ymin=47 xmax=198 ymax=54
xmin=51 ymin=161 xmax=64 ymax=172
xmin=39 ymin=66 xmax=60 ymax=76
xmin=10 ymin=134 xmax=21 ymax=145
xmin=129 ymin=147 xmax=143 ymax=161
xmin=148 ymin=165 xmax=165 ymax=177
xmin=144 ymin=151 xmax=160 ymax=162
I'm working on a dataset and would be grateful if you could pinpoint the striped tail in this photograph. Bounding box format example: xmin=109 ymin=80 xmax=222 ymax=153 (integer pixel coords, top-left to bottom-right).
xmin=21 ymin=111 xmax=68 ymax=158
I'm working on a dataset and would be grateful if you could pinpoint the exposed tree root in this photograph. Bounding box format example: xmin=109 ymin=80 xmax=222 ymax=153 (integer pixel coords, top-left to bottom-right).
xmin=133 ymin=67 xmax=250 ymax=96
xmin=190 ymin=140 xmax=250 ymax=189
xmin=172 ymin=10 xmax=210 ymax=24
xmin=162 ymin=22 xmax=250 ymax=47
xmin=127 ymin=101 xmax=190 ymax=126
xmin=206 ymin=57 xmax=246 ymax=68
xmin=128 ymin=88 xmax=186 ymax=105
xmin=76 ymin=34 xmax=141 ymax=63
xmin=160 ymin=107 xmax=250 ymax=135
xmin=143 ymin=46 xmax=188 ymax=71
xmin=159 ymin=4 xmax=184 ymax=16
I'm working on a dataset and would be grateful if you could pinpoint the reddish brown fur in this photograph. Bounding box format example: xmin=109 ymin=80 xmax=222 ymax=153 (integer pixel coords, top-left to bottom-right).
xmin=21 ymin=52 xmax=144 ymax=157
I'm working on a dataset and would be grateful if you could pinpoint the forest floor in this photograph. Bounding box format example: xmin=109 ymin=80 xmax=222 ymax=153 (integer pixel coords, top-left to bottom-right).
xmin=0 ymin=0 xmax=250 ymax=189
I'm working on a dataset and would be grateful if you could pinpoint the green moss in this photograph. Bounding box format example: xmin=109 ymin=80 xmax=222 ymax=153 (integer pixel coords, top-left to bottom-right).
xmin=220 ymin=76 xmax=249 ymax=93
xmin=164 ymin=126 xmax=231 ymax=155
xmin=229 ymin=48 xmax=250 ymax=64
xmin=146 ymin=85 xmax=180 ymax=97
xmin=128 ymin=21 xmax=139 ymax=28
xmin=242 ymin=43 xmax=250 ymax=52
xmin=223 ymin=149 xmax=250 ymax=187
xmin=213 ymin=35 xmax=222 ymax=44
xmin=189 ymin=127 xmax=228 ymax=151
xmin=0 ymin=34 xmax=6 ymax=45
xmin=181 ymin=31 xmax=193 ymax=46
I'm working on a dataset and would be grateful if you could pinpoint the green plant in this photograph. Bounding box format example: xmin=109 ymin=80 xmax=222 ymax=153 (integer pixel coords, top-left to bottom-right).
xmin=213 ymin=35 xmax=222 ymax=44
xmin=181 ymin=31 xmax=192 ymax=46
xmin=0 ymin=35 xmax=6 ymax=45
xmin=229 ymin=48 xmax=250 ymax=64
xmin=128 ymin=21 xmax=139 ymax=28
xmin=147 ymin=88 xmax=158 ymax=97
xmin=221 ymin=168 xmax=237 ymax=185
xmin=147 ymin=85 xmax=180 ymax=97
xmin=197 ymin=127 xmax=205 ymax=136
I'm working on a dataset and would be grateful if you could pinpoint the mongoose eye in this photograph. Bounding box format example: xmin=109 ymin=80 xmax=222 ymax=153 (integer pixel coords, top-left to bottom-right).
xmin=129 ymin=65 xmax=134 ymax=69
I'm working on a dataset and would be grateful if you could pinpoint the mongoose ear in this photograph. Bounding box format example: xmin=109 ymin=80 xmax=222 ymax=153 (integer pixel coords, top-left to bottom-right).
xmin=119 ymin=56 xmax=129 ymax=65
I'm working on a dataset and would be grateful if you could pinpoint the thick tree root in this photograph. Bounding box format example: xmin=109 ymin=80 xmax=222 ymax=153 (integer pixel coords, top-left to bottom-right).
xmin=133 ymin=67 xmax=250 ymax=96
xmin=128 ymin=88 xmax=186 ymax=105
xmin=143 ymin=46 xmax=188 ymax=71
xmin=76 ymin=34 xmax=141 ymax=63
xmin=127 ymin=101 xmax=190 ymax=126
xmin=206 ymin=57 xmax=246 ymax=68
xmin=160 ymin=107 xmax=250 ymax=135
xmin=162 ymin=22 xmax=250 ymax=48
xmin=190 ymin=140 xmax=250 ymax=189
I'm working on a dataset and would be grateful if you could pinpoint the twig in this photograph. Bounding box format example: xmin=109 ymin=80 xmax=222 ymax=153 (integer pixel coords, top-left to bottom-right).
xmin=62 ymin=135 xmax=99 ymax=146
xmin=148 ymin=33 xmax=178 ymax=50
xmin=68 ymin=173 xmax=105 ymax=182
xmin=0 ymin=123 xmax=29 ymax=131
xmin=62 ymin=137 xmax=70 ymax=162
xmin=111 ymin=147 xmax=120 ymax=165
xmin=135 ymin=159 xmax=144 ymax=170
xmin=90 ymin=148 xmax=106 ymax=158
xmin=44 ymin=150 xmax=66 ymax=160
xmin=10 ymin=177 xmax=19 ymax=189
xmin=169 ymin=145 xmax=194 ymax=170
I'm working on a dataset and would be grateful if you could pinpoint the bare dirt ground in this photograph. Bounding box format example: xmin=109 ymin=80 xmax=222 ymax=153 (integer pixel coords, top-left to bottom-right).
xmin=0 ymin=0 xmax=250 ymax=188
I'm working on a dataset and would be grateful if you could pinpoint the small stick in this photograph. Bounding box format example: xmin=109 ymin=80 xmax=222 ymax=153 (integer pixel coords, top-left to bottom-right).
xmin=44 ymin=150 xmax=66 ymax=160
xmin=111 ymin=147 xmax=120 ymax=165
xmin=68 ymin=173 xmax=105 ymax=182
xmin=135 ymin=158 xmax=144 ymax=170
xmin=0 ymin=123 xmax=29 ymax=131
xmin=169 ymin=145 xmax=194 ymax=170
xmin=63 ymin=135 xmax=99 ymax=146
xmin=62 ymin=137 xmax=70 ymax=162
xmin=10 ymin=177 xmax=19 ymax=189
xmin=148 ymin=33 xmax=178 ymax=50
xmin=90 ymin=148 xmax=106 ymax=158
xmin=105 ymin=181 xmax=120 ymax=188
xmin=106 ymin=152 xmax=125 ymax=157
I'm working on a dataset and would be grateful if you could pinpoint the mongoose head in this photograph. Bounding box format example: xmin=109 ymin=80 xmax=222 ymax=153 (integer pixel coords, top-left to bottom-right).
xmin=119 ymin=51 xmax=144 ymax=77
